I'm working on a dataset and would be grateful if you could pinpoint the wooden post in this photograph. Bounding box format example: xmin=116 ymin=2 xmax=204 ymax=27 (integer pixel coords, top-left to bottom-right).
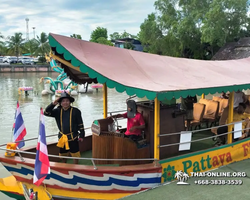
xmin=154 ymin=98 xmax=160 ymax=160
xmin=103 ymin=83 xmax=107 ymax=118
xmin=227 ymin=91 xmax=234 ymax=144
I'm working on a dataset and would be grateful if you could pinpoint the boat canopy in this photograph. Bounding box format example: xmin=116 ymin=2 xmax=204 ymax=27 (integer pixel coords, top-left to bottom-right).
xmin=49 ymin=33 xmax=250 ymax=100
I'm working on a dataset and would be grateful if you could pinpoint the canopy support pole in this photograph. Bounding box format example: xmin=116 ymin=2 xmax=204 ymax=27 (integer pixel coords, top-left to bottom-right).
xmin=154 ymin=98 xmax=160 ymax=160
xmin=201 ymin=93 xmax=205 ymax=99
xmin=103 ymin=83 xmax=107 ymax=118
xmin=227 ymin=91 xmax=234 ymax=144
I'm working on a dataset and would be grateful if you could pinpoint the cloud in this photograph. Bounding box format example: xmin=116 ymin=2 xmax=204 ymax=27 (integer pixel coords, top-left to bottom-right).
xmin=0 ymin=0 xmax=155 ymax=41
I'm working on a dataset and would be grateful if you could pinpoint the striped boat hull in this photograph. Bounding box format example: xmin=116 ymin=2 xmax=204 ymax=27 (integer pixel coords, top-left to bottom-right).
xmin=0 ymin=158 xmax=162 ymax=195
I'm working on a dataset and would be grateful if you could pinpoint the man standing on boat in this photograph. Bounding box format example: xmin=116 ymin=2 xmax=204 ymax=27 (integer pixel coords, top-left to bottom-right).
xmin=110 ymin=100 xmax=145 ymax=142
xmin=44 ymin=92 xmax=85 ymax=164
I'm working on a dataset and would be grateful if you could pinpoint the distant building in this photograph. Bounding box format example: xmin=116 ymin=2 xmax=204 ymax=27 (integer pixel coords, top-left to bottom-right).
xmin=111 ymin=38 xmax=143 ymax=52
xmin=212 ymin=37 xmax=250 ymax=60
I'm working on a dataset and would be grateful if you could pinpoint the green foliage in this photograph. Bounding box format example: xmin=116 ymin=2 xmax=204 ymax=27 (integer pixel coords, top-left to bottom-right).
xmin=201 ymin=0 xmax=249 ymax=46
xmin=90 ymin=27 xmax=114 ymax=46
xmin=109 ymin=31 xmax=138 ymax=50
xmin=90 ymin=27 xmax=108 ymax=42
xmin=139 ymin=0 xmax=250 ymax=59
xmin=38 ymin=56 xmax=46 ymax=63
xmin=0 ymin=32 xmax=5 ymax=55
xmin=124 ymin=42 xmax=135 ymax=50
xmin=23 ymin=38 xmax=39 ymax=56
xmin=36 ymin=32 xmax=50 ymax=56
xmin=138 ymin=13 xmax=165 ymax=55
xmin=109 ymin=32 xmax=120 ymax=40
xmin=110 ymin=31 xmax=137 ymax=40
xmin=1 ymin=32 xmax=49 ymax=57
xmin=96 ymin=37 xmax=113 ymax=46
xmin=70 ymin=34 xmax=82 ymax=39
xmin=6 ymin=32 xmax=25 ymax=57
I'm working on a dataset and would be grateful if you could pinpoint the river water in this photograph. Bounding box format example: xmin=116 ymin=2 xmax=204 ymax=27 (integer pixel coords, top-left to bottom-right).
xmin=0 ymin=72 xmax=136 ymax=199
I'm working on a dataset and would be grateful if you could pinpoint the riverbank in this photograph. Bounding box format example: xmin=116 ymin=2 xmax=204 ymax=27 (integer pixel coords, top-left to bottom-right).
xmin=0 ymin=64 xmax=53 ymax=72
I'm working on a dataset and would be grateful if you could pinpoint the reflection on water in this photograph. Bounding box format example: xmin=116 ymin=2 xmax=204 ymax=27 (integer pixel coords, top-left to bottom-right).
xmin=0 ymin=72 xmax=137 ymax=199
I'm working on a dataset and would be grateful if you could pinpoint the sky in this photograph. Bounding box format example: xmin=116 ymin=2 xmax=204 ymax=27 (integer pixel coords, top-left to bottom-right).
xmin=0 ymin=0 xmax=156 ymax=41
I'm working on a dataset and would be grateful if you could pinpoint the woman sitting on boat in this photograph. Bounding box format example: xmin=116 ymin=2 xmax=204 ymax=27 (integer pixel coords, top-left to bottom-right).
xmin=44 ymin=92 xmax=85 ymax=164
xmin=216 ymin=102 xmax=250 ymax=146
xmin=109 ymin=100 xmax=145 ymax=142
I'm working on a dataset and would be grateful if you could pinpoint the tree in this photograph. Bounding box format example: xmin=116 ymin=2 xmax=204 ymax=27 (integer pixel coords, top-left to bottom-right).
xmin=23 ymin=38 xmax=39 ymax=56
xmin=96 ymin=37 xmax=113 ymax=46
xmin=110 ymin=30 xmax=137 ymax=40
xmin=109 ymin=32 xmax=120 ymax=40
xmin=70 ymin=34 xmax=82 ymax=39
xmin=109 ymin=31 xmax=138 ymax=50
xmin=90 ymin=27 xmax=113 ymax=46
xmin=138 ymin=13 xmax=166 ymax=55
xmin=36 ymin=32 xmax=50 ymax=57
xmin=0 ymin=32 xmax=5 ymax=55
xmin=6 ymin=32 xmax=25 ymax=58
xmin=90 ymin=27 xmax=108 ymax=42
xmin=139 ymin=0 xmax=250 ymax=59
xmin=201 ymin=0 xmax=249 ymax=46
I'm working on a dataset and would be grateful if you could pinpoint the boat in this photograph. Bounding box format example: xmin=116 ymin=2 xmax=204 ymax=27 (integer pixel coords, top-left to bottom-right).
xmin=1 ymin=33 xmax=250 ymax=199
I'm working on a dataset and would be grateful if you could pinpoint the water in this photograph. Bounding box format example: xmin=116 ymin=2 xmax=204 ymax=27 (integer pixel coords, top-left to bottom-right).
xmin=0 ymin=72 xmax=137 ymax=199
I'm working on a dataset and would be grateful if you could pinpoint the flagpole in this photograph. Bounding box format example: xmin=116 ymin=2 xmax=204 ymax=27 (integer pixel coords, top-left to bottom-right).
xmin=36 ymin=107 xmax=42 ymax=146
xmin=38 ymin=107 xmax=42 ymax=138
xmin=11 ymin=101 xmax=18 ymax=143
xmin=12 ymin=101 xmax=25 ymax=162
xmin=13 ymin=102 xmax=25 ymax=162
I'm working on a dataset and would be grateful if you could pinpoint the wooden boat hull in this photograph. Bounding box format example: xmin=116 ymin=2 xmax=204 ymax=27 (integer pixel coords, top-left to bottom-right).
xmin=0 ymin=154 xmax=161 ymax=199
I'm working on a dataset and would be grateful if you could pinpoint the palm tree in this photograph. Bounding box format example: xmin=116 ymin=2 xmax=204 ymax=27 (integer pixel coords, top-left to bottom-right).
xmin=36 ymin=32 xmax=50 ymax=60
xmin=6 ymin=32 xmax=25 ymax=59
xmin=23 ymin=38 xmax=39 ymax=56
xmin=0 ymin=32 xmax=5 ymax=55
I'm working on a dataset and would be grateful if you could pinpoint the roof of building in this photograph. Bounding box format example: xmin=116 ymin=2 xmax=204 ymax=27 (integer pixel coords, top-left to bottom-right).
xmin=212 ymin=37 xmax=250 ymax=60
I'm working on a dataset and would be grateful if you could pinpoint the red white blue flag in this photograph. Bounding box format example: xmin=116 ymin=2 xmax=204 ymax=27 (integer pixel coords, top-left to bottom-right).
xmin=33 ymin=108 xmax=50 ymax=186
xmin=13 ymin=101 xmax=27 ymax=149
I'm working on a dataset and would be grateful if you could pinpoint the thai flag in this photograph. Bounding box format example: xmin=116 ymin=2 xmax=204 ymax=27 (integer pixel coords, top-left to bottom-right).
xmin=13 ymin=101 xmax=27 ymax=149
xmin=33 ymin=108 xmax=50 ymax=186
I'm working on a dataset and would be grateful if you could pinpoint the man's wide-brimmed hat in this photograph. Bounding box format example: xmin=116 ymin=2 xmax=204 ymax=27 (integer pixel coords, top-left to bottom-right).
xmin=58 ymin=91 xmax=75 ymax=103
